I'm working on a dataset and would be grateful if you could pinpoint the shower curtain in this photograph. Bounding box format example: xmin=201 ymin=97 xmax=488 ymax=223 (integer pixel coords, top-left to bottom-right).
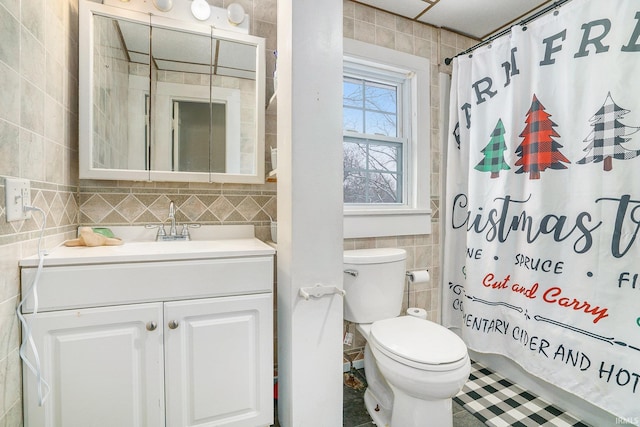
xmin=442 ymin=0 xmax=640 ymax=420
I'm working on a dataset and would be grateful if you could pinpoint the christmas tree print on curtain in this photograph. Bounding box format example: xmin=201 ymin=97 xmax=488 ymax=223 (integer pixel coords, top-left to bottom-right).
xmin=515 ymin=94 xmax=570 ymax=180
xmin=475 ymin=119 xmax=510 ymax=178
xmin=576 ymin=92 xmax=640 ymax=171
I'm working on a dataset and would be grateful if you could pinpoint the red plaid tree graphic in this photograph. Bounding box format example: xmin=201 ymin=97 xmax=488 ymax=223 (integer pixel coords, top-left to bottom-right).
xmin=515 ymin=94 xmax=570 ymax=180
xmin=576 ymin=92 xmax=640 ymax=171
xmin=475 ymin=119 xmax=510 ymax=178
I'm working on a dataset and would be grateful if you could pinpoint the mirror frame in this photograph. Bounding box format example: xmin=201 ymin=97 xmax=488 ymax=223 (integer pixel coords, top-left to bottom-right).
xmin=78 ymin=0 xmax=266 ymax=183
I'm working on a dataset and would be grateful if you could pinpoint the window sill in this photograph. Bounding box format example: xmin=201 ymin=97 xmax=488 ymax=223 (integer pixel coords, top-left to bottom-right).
xmin=343 ymin=208 xmax=431 ymax=238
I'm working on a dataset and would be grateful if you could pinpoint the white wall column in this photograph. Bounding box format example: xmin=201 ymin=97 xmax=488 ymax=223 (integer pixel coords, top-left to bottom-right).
xmin=276 ymin=0 xmax=344 ymax=426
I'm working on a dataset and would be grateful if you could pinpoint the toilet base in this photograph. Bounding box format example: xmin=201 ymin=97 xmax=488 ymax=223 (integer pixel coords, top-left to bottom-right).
xmin=389 ymin=384 xmax=453 ymax=427
xmin=364 ymin=385 xmax=455 ymax=427
xmin=361 ymin=341 xmax=460 ymax=427
xmin=363 ymin=388 xmax=391 ymax=427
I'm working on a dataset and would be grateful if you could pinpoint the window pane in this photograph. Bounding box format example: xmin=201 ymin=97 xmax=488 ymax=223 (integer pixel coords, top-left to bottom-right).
xmin=343 ymin=172 xmax=367 ymax=203
xmin=343 ymin=77 xmax=398 ymax=137
xmin=343 ymin=107 xmax=363 ymax=133
xmin=364 ymin=83 xmax=396 ymax=114
xmin=343 ymin=80 xmax=363 ymax=108
xmin=343 ymin=140 xmax=367 ymax=169
xmin=365 ymin=172 xmax=399 ymax=203
xmin=365 ymin=111 xmax=397 ymax=137
xmin=368 ymin=144 xmax=398 ymax=172
xmin=343 ymin=137 xmax=402 ymax=204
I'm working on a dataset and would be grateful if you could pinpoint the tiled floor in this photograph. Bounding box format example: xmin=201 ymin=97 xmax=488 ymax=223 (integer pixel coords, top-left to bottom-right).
xmin=273 ymin=367 xmax=483 ymax=427
xmin=274 ymin=361 xmax=589 ymax=427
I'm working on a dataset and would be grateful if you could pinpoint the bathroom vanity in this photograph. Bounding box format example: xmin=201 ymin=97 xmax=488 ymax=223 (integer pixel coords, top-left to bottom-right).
xmin=19 ymin=226 xmax=275 ymax=427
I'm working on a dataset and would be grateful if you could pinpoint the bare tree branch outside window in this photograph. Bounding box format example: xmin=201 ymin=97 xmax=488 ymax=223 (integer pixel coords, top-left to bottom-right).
xmin=343 ymin=77 xmax=403 ymax=204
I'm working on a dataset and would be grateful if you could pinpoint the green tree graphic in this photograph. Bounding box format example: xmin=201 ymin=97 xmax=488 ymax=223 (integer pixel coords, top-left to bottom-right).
xmin=475 ymin=119 xmax=510 ymax=178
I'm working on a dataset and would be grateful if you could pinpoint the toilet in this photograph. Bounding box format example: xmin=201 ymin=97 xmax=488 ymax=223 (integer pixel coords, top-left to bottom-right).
xmin=343 ymin=248 xmax=470 ymax=427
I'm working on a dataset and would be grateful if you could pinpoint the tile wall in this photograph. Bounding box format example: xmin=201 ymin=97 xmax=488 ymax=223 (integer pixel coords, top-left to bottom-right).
xmin=0 ymin=0 xmax=80 ymax=424
xmin=78 ymin=181 xmax=277 ymax=240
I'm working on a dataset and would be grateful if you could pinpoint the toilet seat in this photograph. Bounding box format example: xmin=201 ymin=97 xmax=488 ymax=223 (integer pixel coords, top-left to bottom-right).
xmin=369 ymin=316 xmax=468 ymax=371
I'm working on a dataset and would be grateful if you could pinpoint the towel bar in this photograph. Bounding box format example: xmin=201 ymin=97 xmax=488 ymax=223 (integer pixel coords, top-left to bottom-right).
xmin=299 ymin=284 xmax=346 ymax=301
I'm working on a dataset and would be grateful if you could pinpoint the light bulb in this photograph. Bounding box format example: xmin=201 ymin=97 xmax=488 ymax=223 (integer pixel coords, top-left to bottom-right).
xmin=191 ymin=0 xmax=211 ymax=21
xmin=152 ymin=0 xmax=173 ymax=12
xmin=227 ymin=3 xmax=245 ymax=25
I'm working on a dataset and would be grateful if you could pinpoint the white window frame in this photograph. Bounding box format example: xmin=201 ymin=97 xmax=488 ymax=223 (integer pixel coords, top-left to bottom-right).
xmin=343 ymin=71 xmax=407 ymax=204
xmin=343 ymin=38 xmax=431 ymax=238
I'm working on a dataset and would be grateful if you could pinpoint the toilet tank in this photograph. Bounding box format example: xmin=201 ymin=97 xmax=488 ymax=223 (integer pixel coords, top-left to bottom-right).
xmin=343 ymin=248 xmax=407 ymax=324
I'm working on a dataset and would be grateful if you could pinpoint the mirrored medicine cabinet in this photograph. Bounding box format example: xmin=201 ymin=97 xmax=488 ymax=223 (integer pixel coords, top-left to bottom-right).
xmin=79 ymin=0 xmax=266 ymax=183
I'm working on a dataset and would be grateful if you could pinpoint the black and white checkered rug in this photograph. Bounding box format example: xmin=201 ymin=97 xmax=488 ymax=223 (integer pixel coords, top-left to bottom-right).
xmin=454 ymin=361 xmax=590 ymax=427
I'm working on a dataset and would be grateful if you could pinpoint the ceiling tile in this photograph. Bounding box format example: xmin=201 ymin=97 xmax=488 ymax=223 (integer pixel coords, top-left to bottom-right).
xmin=355 ymin=0 xmax=428 ymax=19
xmin=418 ymin=0 xmax=550 ymax=38
xmin=354 ymin=0 xmax=554 ymax=40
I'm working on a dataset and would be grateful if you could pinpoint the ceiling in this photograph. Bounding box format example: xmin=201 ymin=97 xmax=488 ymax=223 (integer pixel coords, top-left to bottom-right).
xmin=352 ymin=0 xmax=556 ymax=40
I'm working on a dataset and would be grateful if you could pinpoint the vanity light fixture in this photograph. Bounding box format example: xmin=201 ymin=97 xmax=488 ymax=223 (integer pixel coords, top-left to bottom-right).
xmin=227 ymin=3 xmax=245 ymax=25
xmin=191 ymin=0 xmax=211 ymax=21
xmin=152 ymin=0 xmax=173 ymax=12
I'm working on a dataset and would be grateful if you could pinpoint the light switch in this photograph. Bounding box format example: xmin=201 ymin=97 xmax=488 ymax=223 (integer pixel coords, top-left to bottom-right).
xmin=4 ymin=178 xmax=31 ymax=222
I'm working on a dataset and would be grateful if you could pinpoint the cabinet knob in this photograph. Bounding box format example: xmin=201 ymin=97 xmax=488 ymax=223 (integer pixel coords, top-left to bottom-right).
xmin=168 ymin=320 xmax=179 ymax=329
xmin=146 ymin=321 xmax=157 ymax=331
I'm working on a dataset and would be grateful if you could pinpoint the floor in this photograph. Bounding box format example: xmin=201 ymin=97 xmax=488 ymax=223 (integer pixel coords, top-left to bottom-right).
xmin=455 ymin=361 xmax=588 ymax=427
xmin=274 ymin=360 xmax=590 ymax=427
xmin=273 ymin=367 xmax=483 ymax=427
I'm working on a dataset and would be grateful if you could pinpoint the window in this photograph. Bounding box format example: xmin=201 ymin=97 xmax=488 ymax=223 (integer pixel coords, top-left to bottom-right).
xmin=343 ymin=39 xmax=431 ymax=238
xmin=343 ymin=77 xmax=404 ymax=204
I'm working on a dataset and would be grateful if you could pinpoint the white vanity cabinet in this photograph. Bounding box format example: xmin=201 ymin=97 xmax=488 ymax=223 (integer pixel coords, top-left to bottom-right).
xmin=20 ymin=238 xmax=275 ymax=427
xmin=23 ymin=303 xmax=166 ymax=427
xmin=164 ymin=294 xmax=272 ymax=427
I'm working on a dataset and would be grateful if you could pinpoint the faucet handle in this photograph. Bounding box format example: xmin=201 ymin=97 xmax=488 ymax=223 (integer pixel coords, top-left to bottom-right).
xmin=180 ymin=223 xmax=201 ymax=240
xmin=145 ymin=223 xmax=167 ymax=239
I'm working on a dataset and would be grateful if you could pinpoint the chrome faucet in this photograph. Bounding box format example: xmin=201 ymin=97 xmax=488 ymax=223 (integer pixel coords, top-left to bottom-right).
xmin=145 ymin=200 xmax=200 ymax=241
xmin=168 ymin=200 xmax=177 ymax=237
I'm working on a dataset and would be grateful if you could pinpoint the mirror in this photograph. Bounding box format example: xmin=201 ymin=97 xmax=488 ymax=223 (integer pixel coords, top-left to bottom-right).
xmin=79 ymin=1 xmax=265 ymax=183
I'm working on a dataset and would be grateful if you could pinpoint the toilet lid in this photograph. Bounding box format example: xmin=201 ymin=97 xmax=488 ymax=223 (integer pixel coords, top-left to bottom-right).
xmin=370 ymin=316 xmax=467 ymax=366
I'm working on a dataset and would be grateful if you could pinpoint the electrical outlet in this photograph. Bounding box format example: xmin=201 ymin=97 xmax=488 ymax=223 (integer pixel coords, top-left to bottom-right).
xmin=5 ymin=178 xmax=31 ymax=222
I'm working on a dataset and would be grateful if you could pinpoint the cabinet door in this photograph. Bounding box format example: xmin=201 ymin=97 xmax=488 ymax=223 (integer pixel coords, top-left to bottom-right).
xmin=164 ymin=294 xmax=273 ymax=427
xmin=23 ymin=303 xmax=165 ymax=427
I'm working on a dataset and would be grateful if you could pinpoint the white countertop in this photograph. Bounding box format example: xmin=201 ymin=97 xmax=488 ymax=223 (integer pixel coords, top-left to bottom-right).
xmin=21 ymin=235 xmax=275 ymax=268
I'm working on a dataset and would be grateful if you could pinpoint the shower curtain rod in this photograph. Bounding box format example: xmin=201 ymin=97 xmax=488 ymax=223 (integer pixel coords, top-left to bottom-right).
xmin=443 ymin=0 xmax=572 ymax=65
